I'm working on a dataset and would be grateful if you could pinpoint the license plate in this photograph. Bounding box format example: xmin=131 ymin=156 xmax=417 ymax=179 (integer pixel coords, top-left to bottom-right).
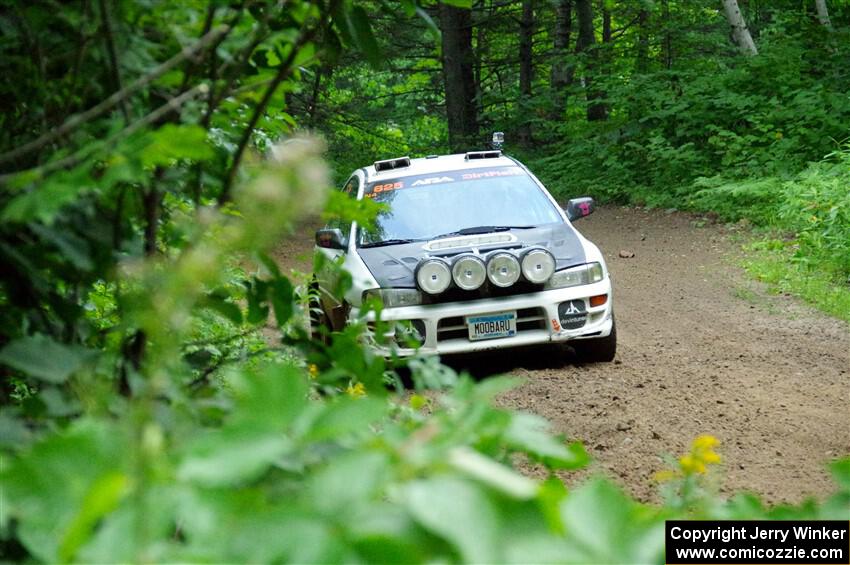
xmin=467 ymin=311 xmax=517 ymax=341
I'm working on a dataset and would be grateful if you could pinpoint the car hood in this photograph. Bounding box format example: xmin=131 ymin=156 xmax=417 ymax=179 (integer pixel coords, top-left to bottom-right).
xmin=357 ymin=223 xmax=587 ymax=288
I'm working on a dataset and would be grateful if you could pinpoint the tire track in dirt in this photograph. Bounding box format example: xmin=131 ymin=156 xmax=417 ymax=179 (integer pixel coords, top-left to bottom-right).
xmin=276 ymin=206 xmax=850 ymax=504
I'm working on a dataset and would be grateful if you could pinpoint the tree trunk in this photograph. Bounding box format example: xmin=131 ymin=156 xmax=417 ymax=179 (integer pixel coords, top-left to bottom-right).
xmin=601 ymin=4 xmax=612 ymax=43
xmin=575 ymin=0 xmax=607 ymax=121
xmin=518 ymin=0 xmax=534 ymax=146
xmin=635 ymin=8 xmax=650 ymax=72
xmin=439 ymin=3 xmax=478 ymax=153
xmin=306 ymin=66 xmax=326 ymax=127
xmin=721 ymin=0 xmax=758 ymax=55
xmin=600 ymin=4 xmax=613 ymax=71
xmin=661 ymin=0 xmax=672 ymax=69
xmin=98 ymin=0 xmax=129 ymax=122
xmin=475 ymin=19 xmax=484 ymax=119
xmin=815 ymin=0 xmax=832 ymax=29
xmin=550 ymin=0 xmax=573 ymax=117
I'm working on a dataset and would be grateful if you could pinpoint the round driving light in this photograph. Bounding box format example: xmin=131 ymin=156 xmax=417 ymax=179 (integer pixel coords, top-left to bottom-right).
xmin=451 ymin=254 xmax=486 ymax=290
xmin=415 ymin=258 xmax=452 ymax=294
xmin=521 ymin=248 xmax=556 ymax=283
xmin=486 ymin=252 xmax=521 ymax=287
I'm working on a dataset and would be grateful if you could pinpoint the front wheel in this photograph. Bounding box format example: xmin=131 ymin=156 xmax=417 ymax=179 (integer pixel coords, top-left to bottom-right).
xmin=573 ymin=314 xmax=617 ymax=363
xmin=308 ymin=281 xmax=331 ymax=344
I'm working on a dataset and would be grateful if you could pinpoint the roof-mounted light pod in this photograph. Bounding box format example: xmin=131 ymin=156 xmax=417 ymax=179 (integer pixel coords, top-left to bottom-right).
xmin=465 ymin=150 xmax=501 ymax=160
xmin=374 ymin=156 xmax=411 ymax=172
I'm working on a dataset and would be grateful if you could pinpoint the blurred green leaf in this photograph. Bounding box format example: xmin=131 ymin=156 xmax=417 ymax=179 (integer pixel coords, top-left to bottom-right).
xmin=829 ymin=457 xmax=850 ymax=492
xmin=348 ymin=7 xmax=381 ymax=68
xmin=504 ymin=413 xmax=589 ymax=470
xmin=0 ymin=334 xmax=96 ymax=384
xmin=140 ymin=124 xmax=214 ymax=167
xmin=447 ymin=446 xmax=537 ymax=500
xmin=58 ymin=472 xmax=130 ymax=562
xmin=1 ymin=420 xmax=124 ymax=563
xmin=200 ymin=293 xmax=243 ymax=324
xmin=305 ymin=450 xmax=390 ymax=516
xmin=404 ymin=476 xmax=500 ymax=563
xmin=560 ymin=478 xmax=664 ymax=564
xmin=1 ymin=168 xmax=90 ymax=224
xmin=270 ymin=277 xmax=294 ymax=327
xmin=303 ymin=395 xmax=388 ymax=442
xmin=178 ymin=427 xmax=293 ymax=486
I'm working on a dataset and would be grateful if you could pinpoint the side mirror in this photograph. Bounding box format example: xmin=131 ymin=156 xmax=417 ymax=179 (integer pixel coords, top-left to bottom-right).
xmin=315 ymin=228 xmax=347 ymax=250
xmin=565 ymin=197 xmax=595 ymax=221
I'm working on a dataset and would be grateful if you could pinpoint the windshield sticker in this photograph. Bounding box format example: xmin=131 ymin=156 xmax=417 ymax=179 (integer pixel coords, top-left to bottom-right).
xmin=365 ymin=166 xmax=525 ymax=199
xmin=371 ymin=181 xmax=404 ymax=194
xmin=411 ymin=176 xmax=455 ymax=186
xmin=461 ymin=169 xmax=524 ymax=180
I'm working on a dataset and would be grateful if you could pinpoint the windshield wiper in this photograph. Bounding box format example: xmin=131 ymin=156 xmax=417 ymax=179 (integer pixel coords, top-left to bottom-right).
xmin=359 ymin=238 xmax=420 ymax=248
xmin=429 ymin=225 xmax=535 ymax=240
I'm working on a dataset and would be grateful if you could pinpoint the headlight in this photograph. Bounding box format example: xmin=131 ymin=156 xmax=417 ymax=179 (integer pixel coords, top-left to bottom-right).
xmin=415 ymin=258 xmax=452 ymax=294
xmin=486 ymin=252 xmax=521 ymax=287
xmin=521 ymin=248 xmax=556 ymax=284
xmin=451 ymin=254 xmax=486 ymax=290
xmin=546 ymin=262 xmax=605 ymax=289
xmin=362 ymin=288 xmax=423 ymax=308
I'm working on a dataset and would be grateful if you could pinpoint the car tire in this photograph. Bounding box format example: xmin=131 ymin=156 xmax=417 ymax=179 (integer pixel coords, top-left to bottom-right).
xmin=308 ymin=281 xmax=331 ymax=343
xmin=574 ymin=314 xmax=617 ymax=363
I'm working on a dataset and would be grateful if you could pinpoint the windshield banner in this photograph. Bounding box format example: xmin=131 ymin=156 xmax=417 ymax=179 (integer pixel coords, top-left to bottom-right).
xmin=365 ymin=166 xmax=526 ymax=198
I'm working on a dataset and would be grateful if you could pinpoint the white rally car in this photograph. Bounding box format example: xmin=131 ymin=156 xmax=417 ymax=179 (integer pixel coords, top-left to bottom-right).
xmin=312 ymin=148 xmax=616 ymax=362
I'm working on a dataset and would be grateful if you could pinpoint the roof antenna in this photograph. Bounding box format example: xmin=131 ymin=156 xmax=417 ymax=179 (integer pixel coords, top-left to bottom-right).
xmin=491 ymin=131 xmax=505 ymax=150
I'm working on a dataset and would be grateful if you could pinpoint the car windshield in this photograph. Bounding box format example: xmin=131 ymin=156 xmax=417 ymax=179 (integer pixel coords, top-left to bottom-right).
xmin=358 ymin=166 xmax=562 ymax=246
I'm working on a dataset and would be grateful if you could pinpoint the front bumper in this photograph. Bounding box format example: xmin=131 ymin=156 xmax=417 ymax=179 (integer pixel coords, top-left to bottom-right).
xmin=351 ymin=278 xmax=613 ymax=357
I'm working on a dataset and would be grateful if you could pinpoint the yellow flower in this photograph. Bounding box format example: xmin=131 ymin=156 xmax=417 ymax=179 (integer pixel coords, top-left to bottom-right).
xmin=345 ymin=382 xmax=366 ymax=398
xmin=409 ymin=394 xmax=428 ymax=410
xmin=678 ymin=434 xmax=722 ymax=475
xmin=653 ymin=469 xmax=678 ymax=483
xmin=308 ymin=364 xmax=319 ymax=379
xmin=679 ymin=454 xmax=707 ymax=475
xmin=693 ymin=434 xmax=719 ymax=450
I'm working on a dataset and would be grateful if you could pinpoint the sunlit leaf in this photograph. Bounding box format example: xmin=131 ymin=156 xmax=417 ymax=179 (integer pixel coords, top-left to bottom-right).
xmin=140 ymin=124 xmax=214 ymax=167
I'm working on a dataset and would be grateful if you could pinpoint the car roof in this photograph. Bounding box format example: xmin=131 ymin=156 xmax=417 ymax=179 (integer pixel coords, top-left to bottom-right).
xmin=362 ymin=152 xmax=521 ymax=182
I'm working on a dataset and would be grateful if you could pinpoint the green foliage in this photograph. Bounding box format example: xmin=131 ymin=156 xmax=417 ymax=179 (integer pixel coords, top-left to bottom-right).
xmin=656 ymin=145 xmax=850 ymax=318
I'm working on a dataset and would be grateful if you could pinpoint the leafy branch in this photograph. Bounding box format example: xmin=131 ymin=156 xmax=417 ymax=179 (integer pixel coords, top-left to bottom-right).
xmin=0 ymin=24 xmax=230 ymax=169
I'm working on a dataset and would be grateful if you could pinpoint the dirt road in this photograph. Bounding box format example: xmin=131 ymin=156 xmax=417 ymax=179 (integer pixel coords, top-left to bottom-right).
xmin=276 ymin=206 xmax=850 ymax=504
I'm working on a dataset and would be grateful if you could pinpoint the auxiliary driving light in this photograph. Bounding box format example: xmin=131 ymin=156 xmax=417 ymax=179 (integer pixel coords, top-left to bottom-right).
xmin=486 ymin=252 xmax=521 ymax=287
xmin=415 ymin=258 xmax=452 ymax=294
xmin=451 ymin=254 xmax=486 ymax=290
xmin=521 ymin=248 xmax=556 ymax=284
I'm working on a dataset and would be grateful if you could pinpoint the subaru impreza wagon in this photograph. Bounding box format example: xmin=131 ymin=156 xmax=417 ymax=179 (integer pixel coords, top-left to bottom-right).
xmin=312 ymin=148 xmax=616 ymax=362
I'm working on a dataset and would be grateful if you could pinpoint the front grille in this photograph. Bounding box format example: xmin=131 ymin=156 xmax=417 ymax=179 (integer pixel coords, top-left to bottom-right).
xmin=424 ymin=280 xmax=545 ymax=305
xmin=436 ymin=307 xmax=547 ymax=342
